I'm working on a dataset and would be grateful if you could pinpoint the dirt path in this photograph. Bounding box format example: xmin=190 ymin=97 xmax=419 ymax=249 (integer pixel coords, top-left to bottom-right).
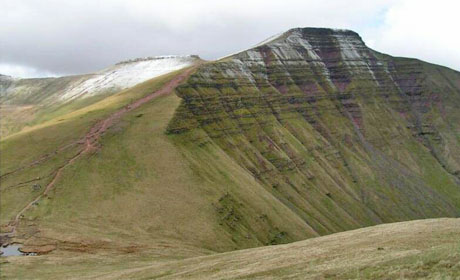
xmin=2 ymin=67 xmax=196 ymax=239
xmin=0 ymin=142 xmax=78 ymax=180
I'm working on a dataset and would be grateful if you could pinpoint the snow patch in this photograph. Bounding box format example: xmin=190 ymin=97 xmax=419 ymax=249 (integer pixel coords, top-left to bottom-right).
xmin=60 ymin=56 xmax=197 ymax=101
xmin=286 ymin=32 xmax=322 ymax=61
xmin=333 ymin=35 xmax=380 ymax=84
xmin=333 ymin=34 xmax=362 ymax=60
xmin=282 ymin=31 xmax=334 ymax=87
xmin=217 ymin=32 xmax=284 ymax=61
xmin=233 ymin=59 xmax=257 ymax=85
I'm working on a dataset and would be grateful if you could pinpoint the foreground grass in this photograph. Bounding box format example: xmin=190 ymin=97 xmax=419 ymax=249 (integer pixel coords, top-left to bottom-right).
xmin=1 ymin=218 xmax=459 ymax=279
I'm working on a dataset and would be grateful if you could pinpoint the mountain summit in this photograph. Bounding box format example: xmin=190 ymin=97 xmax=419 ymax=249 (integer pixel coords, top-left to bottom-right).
xmin=168 ymin=26 xmax=460 ymax=237
xmin=1 ymin=27 xmax=460 ymax=278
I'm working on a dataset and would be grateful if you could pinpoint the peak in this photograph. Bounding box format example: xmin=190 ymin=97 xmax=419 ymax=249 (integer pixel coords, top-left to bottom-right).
xmin=287 ymin=27 xmax=359 ymax=36
xmin=116 ymin=55 xmax=200 ymax=65
xmin=221 ymin=27 xmax=366 ymax=62
xmin=222 ymin=26 xmax=368 ymax=64
xmin=251 ymin=27 xmax=363 ymax=48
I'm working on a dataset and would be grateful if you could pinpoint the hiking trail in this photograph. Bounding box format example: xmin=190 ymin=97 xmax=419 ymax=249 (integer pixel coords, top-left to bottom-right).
xmin=1 ymin=67 xmax=196 ymax=241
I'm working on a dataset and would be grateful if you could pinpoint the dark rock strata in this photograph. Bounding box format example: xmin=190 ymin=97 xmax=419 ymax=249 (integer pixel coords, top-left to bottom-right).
xmin=167 ymin=28 xmax=460 ymax=239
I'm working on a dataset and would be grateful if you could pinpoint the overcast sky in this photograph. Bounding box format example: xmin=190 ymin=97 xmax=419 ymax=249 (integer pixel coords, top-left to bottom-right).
xmin=1 ymin=0 xmax=459 ymax=78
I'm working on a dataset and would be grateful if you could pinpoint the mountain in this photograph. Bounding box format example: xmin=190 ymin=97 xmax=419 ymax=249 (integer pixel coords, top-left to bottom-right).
xmin=1 ymin=27 xmax=459 ymax=278
xmin=0 ymin=55 xmax=200 ymax=136
xmin=167 ymin=27 xmax=460 ymax=234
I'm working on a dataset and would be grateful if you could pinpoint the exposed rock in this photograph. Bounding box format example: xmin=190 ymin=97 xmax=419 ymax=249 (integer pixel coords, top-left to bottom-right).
xmin=20 ymin=244 xmax=56 ymax=255
xmin=167 ymin=27 xmax=460 ymax=236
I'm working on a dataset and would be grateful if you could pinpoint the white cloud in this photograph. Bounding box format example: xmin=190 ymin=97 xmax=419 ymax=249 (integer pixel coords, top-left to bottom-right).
xmin=0 ymin=0 xmax=458 ymax=78
xmin=0 ymin=63 xmax=57 ymax=78
xmin=0 ymin=0 xmax=392 ymax=77
xmin=361 ymin=0 xmax=460 ymax=71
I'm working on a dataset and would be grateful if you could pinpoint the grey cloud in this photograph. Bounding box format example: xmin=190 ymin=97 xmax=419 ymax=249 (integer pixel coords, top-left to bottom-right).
xmin=1 ymin=0 xmax=458 ymax=77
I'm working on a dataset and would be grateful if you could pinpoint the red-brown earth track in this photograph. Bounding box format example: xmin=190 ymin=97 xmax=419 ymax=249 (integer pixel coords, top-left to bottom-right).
xmin=1 ymin=66 xmax=197 ymax=241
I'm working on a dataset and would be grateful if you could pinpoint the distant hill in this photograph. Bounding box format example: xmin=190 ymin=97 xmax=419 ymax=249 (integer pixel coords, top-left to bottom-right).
xmin=0 ymin=55 xmax=200 ymax=136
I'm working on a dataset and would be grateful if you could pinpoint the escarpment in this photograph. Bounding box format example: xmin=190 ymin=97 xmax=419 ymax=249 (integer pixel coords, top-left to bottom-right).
xmin=167 ymin=27 xmax=460 ymax=236
xmin=2 ymin=27 xmax=460 ymax=255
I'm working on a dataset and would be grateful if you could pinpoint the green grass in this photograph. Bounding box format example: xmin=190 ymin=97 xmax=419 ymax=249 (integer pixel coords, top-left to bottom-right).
xmin=1 ymin=67 xmax=314 ymax=260
xmin=1 ymin=70 xmax=190 ymax=225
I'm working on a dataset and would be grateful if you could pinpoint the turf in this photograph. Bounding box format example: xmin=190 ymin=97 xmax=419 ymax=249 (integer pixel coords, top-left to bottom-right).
xmin=1 ymin=218 xmax=459 ymax=279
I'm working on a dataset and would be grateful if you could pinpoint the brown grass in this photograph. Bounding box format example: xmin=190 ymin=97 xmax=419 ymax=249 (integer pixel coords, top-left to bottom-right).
xmin=1 ymin=218 xmax=459 ymax=279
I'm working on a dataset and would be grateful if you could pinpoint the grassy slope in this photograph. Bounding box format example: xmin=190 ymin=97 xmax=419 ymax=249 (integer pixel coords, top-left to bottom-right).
xmin=2 ymin=52 xmax=459 ymax=257
xmin=1 ymin=71 xmax=186 ymax=225
xmin=2 ymin=218 xmax=459 ymax=279
xmin=0 ymin=75 xmax=93 ymax=136
xmin=1 ymin=31 xmax=459 ymax=278
xmin=1 ymin=67 xmax=315 ymax=260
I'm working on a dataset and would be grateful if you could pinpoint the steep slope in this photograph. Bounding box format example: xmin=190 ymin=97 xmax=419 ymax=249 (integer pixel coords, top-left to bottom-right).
xmin=0 ymin=55 xmax=200 ymax=136
xmin=1 ymin=65 xmax=313 ymax=258
xmin=1 ymin=27 xmax=460 ymax=266
xmin=167 ymin=28 xmax=460 ymax=236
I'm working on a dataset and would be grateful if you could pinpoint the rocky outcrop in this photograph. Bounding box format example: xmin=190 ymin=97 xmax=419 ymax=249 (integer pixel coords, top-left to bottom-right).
xmin=168 ymin=28 xmax=460 ymax=236
xmin=20 ymin=244 xmax=56 ymax=255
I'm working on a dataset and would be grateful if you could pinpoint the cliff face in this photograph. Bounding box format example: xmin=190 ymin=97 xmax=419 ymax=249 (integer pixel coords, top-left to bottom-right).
xmin=168 ymin=28 xmax=460 ymax=236
xmin=2 ymin=28 xmax=460 ymax=254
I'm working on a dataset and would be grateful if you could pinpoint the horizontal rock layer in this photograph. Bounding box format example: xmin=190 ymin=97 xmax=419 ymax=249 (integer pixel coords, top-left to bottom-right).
xmin=167 ymin=28 xmax=460 ymax=238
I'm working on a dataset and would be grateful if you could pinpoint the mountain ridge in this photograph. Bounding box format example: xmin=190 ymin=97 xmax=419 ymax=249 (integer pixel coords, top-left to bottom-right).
xmin=1 ymin=27 xmax=460 ymax=278
xmin=0 ymin=55 xmax=202 ymax=137
xmin=167 ymin=26 xmax=460 ymax=238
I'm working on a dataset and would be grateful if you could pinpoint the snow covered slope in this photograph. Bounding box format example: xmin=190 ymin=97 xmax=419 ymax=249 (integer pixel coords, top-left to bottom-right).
xmin=60 ymin=55 xmax=199 ymax=100
xmin=0 ymin=55 xmax=200 ymax=104
xmin=0 ymin=55 xmax=200 ymax=136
